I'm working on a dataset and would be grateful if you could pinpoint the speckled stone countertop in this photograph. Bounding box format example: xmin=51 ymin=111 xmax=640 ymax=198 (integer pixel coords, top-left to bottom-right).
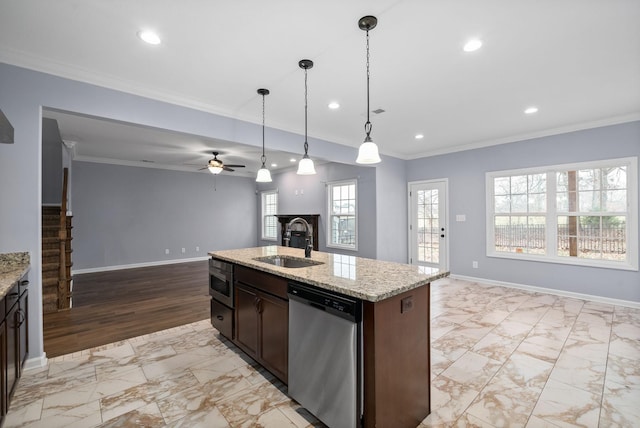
xmin=209 ymin=246 xmax=449 ymax=302
xmin=0 ymin=252 xmax=30 ymax=298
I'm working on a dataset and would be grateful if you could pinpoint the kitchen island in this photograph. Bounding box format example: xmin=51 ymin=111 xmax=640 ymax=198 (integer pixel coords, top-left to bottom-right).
xmin=209 ymin=246 xmax=448 ymax=428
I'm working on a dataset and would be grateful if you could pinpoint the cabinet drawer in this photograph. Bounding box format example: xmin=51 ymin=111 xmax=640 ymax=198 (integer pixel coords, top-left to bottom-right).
xmin=235 ymin=265 xmax=287 ymax=300
xmin=210 ymin=299 xmax=233 ymax=340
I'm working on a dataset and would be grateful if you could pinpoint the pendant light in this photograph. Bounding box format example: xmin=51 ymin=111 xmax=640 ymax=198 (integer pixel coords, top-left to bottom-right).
xmin=297 ymin=59 xmax=316 ymax=175
xmin=256 ymin=88 xmax=272 ymax=182
xmin=356 ymin=15 xmax=382 ymax=164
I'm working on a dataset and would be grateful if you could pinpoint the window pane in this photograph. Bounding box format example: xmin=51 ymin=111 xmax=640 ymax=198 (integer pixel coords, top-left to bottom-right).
xmin=528 ymin=194 xmax=546 ymax=212
xmin=605 ymin=167 xmax=627 ymax=190
xmin=578 ymin=169 xmax=601 ymax=191
xmin=529 ymin=174 xmax=546 ymax=193
xmin=495 ymin=196 xmax=510 ymax=213
xmin=511 ymin=194 xmax=527 ymax=212
xmin=579 ymin=191 xmax=601 ymax=212
xmin=494 ymin=177 xmax=510 ymax=195
xmin=511 ymin=175 xmax=527 ymax=194
xmin=605 ymin=190 xmax=626 ymax=212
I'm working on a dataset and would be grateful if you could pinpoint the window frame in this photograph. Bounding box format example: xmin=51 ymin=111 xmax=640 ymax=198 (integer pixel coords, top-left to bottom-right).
xmin=486 ymin=156 xmax=638 ymax=271
xmin=261 ymin=190 xmax=278 ymax=241
xmin=327 ymin=179 xmax=358 ymax=251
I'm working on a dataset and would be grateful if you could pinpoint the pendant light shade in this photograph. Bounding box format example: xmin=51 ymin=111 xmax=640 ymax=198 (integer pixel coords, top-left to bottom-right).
xmin=297 ymin=59 xmax=316 ymax=175
xmin=356 ymin=15 xmax=382 ymax=165
xmin=208 ymin=166 xmax=223 ymax=174
xmin=256 ymin=88 xmax=272 ymax=183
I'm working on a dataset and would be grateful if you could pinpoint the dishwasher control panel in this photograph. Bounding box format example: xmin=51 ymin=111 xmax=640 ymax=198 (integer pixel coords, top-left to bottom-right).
xmin=288 ymin=282 xmax=361 ymax=322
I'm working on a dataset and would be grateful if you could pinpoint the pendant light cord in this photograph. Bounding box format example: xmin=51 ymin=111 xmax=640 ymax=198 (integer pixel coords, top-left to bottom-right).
xmin=304 ymin=66 xmax=309 ymax=155
xmin=261 ymin=92 xmax=266 ymax=166
xmin=365 ymin=28 xmax=372 ymax=138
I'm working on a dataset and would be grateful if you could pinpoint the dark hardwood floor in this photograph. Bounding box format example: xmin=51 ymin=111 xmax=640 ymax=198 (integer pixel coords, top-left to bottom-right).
xmin=43 ymin=260 xmax=210 ymax=358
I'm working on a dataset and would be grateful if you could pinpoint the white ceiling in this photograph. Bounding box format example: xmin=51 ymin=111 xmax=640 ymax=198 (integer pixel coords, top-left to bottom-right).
xmin=2 ymin=0 xmax=639 ymax=175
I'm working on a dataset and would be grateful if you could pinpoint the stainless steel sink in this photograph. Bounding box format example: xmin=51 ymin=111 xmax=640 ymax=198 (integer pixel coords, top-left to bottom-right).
xmin=253 ymin=255 xmax=324 ymax=269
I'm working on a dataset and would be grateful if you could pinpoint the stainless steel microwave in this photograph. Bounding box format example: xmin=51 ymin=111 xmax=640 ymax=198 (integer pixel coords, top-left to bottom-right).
xmin=209 ymin=258 xmax=234 ymax=308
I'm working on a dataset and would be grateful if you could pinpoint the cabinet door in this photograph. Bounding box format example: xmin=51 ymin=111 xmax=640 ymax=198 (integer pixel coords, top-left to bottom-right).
xmin=258 ymin=293 xmax=288 ymax=383
xmin=6 ymin=303 xmax=17 ymax=401
xmin=0 ymin=320 xmax=6 ymax=419
xmin=18 ymin=291 xmax=28 ymax=370
xmin=235 ymin=284 xmax=259 ymax=359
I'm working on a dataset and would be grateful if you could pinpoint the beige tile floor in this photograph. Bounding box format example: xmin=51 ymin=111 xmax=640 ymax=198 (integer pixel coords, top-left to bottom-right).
xmin=5 ymin=277 xmax=640 ymax=427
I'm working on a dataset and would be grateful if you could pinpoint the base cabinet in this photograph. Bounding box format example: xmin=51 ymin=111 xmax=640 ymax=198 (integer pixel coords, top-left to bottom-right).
xmin=233 ymin=266 xmax=288 ymax=384
xmin=0 ymin=273 xmax=28 ymax=427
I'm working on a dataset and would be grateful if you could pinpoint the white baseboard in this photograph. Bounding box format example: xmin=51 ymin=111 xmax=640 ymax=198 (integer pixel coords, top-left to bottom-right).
xmin=450 ymin=274 xmax=640 ymax=309
xmin=23 ymin=353 xmax=48 ymax=371
xmin=72 ymin=256 xmax=210 ymax=275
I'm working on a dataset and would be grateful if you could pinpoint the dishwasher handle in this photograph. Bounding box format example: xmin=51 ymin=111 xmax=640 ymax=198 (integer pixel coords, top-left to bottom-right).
xmin=288 ymin=281 xmax=361 ymax=323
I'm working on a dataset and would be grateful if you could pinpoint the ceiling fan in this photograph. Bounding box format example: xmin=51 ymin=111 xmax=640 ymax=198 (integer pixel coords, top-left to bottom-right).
xmin=200 ymin=151 xmax=245 ymax=174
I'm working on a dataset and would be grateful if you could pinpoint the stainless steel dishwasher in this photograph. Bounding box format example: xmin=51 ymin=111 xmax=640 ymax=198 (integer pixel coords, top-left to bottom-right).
xmin=288 ymin=282 xmax=362 ymax=428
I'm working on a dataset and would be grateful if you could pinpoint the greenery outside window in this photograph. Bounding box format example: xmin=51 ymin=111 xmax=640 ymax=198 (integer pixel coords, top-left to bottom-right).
xmin=261 ymin=190 xmax=278 ymax=241
xmin=328 ymin=180 xmax=357 ymax=250
xmin=486 ymin=157 xmax=638 ymax=271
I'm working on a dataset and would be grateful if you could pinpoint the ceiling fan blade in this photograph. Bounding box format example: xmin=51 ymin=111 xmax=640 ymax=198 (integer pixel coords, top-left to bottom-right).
xmin=198 ymin=166 xmax=208 ymax=170
xmin=224 ymin=164 xmax=245 ymax=168
xmin=223 ymin=166 xmax=235 ymax=172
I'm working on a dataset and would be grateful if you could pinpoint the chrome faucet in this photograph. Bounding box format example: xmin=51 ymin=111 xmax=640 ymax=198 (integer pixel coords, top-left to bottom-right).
xmin=285 ymin=217 xmax=313 ymax=258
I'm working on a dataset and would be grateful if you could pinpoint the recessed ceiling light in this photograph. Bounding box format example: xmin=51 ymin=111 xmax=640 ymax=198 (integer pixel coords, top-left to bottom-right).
xmin=290 ymin=158 xmax=297 ymax=163
xmin=524 ymin=106 xmax=539 ymax=115
xmin=138 ymin=30 xmax=161 ymax=45
xmin=328 ymin=102 xmax=340 ymax=109
xmin=415 ymin=134 xmax=424 ymax=140
xmin=463 ymin=39 xmax=482 ymax=52
xmin=271 ymin=163 xmax=277 ymax=168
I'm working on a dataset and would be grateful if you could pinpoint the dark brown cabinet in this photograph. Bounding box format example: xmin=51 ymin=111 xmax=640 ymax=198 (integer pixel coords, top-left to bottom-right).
xmin=233 ymin=266 xmax=288 ymax=383
xmin=0 ymin=272 xmax=28 ymax=426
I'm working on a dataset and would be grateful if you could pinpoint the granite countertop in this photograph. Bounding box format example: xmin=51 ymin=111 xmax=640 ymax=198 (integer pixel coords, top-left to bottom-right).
xmin=209 ymin=246 xmax=449 ymax=302
xmin=0 ymin=252 xmax=30 ymax=298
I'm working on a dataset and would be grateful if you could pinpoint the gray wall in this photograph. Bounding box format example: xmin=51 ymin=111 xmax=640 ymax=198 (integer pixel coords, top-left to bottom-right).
xmin=257 ymin=162 xmax=377 ymax=259
xmin=72 ymin=161 xmax=257 ymax=270
xmin=407 ymin=121 xmax=640 ymax=302
xmin=0 ymin=62 xmax=374 ymax=363
xmin=41 ymin=118 xmax=63 ymax=204
xmin=375 ymin=155 xmax=408 ymax=263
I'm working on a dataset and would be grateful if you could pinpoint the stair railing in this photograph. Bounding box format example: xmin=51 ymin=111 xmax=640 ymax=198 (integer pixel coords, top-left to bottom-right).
xmin=58 ymin=167 xmax=71 ymax=310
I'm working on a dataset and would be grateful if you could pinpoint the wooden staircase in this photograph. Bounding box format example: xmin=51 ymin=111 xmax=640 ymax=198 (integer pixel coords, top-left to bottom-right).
xmin=41 ymin=168 xmax=73 ymax=313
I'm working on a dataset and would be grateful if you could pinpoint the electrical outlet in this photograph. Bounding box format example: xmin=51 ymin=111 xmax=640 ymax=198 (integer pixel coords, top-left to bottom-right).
xmin=165 ymin=249 xmax=170 ymax=255
xmin=456 ymin=214 xmax=466 ymax=222
xmin=401 ymin=296 xmax=414 ymax=313
xmin=472 ymin=261 xmax=478 ymax=269
xmin=181 ymin=248 xmax=186 ymax=253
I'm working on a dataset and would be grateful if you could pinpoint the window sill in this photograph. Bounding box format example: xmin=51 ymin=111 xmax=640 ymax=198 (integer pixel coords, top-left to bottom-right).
xmin=487 ymin=251 xmax=638 ymax=271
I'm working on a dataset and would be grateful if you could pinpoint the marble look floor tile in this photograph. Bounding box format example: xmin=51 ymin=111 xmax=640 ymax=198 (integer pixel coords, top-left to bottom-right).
xmin=492 ymin=319 xmax=534 ymax=341
xmin=440 ymin=351 xmax=503 ymax=391
xmin=421 ymin=376 xmax=480 ymax=427
xmin=9 ymin=279 xmax=639 ymax=428
xmin=559 ymin=338 xmax=609 ymax=364
xmin=471 ymin=332 xmax=521 ymax=363
xmin=608 ymin=320 xmax=640 ymax=360
xmin=531 ymin=379 xmax=601 ymax=427
xmin=215 ymin=380 xmax=291 ymax=427
xmin=498 ymin=353 xmax=554 ymax=390
xmin=599 ymin=381 xmax=640 ymax=427
xmin=465 ymin=374 xmax=539 ymax=427
xmin=100 ymin=402 xmax=165 ymax=427
xmin=99 ymin=369 xmax=200 ymax=422
xmin=605 ymin=353 xmax=640 ymax=387
xmin=548 ymin=353 xmax=605 ymax=394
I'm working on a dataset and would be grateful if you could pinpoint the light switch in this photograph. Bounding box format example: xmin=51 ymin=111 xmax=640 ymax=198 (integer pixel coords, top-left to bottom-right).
xmin=456 ymin=214 xmax=466 ymax=222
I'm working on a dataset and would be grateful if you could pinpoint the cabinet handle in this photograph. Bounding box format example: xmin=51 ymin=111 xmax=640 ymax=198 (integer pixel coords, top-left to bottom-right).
xmin=20 ymin=280 xmax=29 ymax=286
xmin=216 ymin=315 xmax=224 ymax=321
xmin=257 ymin=299 xmax=264 ymax=314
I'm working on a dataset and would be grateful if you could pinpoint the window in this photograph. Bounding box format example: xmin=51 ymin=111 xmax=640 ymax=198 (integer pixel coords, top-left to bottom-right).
xmin=487 ymin=157 xmax=637 ymax=270
xmin=327 ymin=180 xmax=357 ymax=250
xmin=261 ymin=190 xmax=278 ymax=241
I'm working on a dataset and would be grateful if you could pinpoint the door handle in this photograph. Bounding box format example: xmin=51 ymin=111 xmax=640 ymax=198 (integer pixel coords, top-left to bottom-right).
xmin=441 ymin=234 xmax=445 ymax=238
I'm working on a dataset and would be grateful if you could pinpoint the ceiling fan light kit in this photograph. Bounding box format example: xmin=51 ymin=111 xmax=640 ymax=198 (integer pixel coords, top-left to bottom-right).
xmin=256 ymin=88 xmax=273 ymax=182
xmin=205 ymin=151 xmax=245 ymax=175
xmin=297 ymin=59 xmax=317 ymax=175
xmin=356 ymin=15 xmax=382 ymax=165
